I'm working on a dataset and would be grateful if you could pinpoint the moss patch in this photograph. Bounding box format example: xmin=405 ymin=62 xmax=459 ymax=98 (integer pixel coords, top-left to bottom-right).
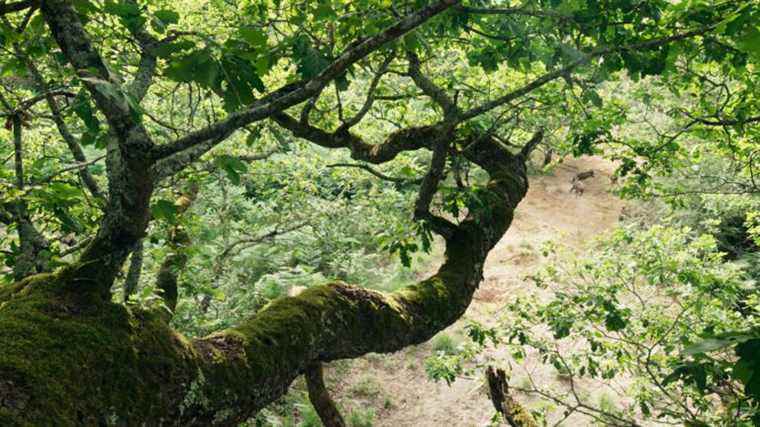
xmin=0 ymin=271 xmax=198 ymax=424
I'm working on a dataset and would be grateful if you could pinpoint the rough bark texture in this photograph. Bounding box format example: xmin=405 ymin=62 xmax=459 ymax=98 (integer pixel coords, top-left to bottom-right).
xmin=10 ymin=115 xmax=51 ymax=281
xmin=122 ymin=240 xmax=144 ymax=302
xmin=486 ymin=366 xmax=538 ymax=427
xmin=0 ymin=134 xmax=531 ymax=425
xmin=305 ymin=363 xmax=346 ymax=427
xmin=40 ymin=0 xmax=156 ymax=291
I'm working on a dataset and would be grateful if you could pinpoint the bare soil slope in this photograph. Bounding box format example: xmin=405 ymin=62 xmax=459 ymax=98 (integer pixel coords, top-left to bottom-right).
xmin=330 ymin=156 xmax=624 ymax=427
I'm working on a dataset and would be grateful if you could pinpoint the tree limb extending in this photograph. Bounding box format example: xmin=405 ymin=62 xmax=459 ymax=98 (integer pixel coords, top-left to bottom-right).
xmin=305 ymin=363 xmax=347 ymax=427
xmin=150 ymin=0 xmax=459 ymax=161
xmin=326 ymin=162 xmax=422 ymax=184
xmin=0 ymin=129 xmax=535 ymax=424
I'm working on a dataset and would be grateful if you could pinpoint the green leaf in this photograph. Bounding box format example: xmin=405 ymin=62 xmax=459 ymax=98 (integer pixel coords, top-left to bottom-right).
xmin=154 ymin=9 xmax=179 ymax=25
xmin=684 ymin=333 xmax=754 ymax=355
xmin=584 ymin=90 xmax=603 ymax=108
xmin=737 ymin=26 xmax=760 ymax=60
xmin=153 ymin=40 xmax=195 ymax=58
xmin=103 ymin=0 xmax=139 ymax=18
xmin=103 ymin=0 xmax=145 ymax=32
xmin=214 ymin=155 xmax=248 ymax=185
xmin=164 ymin=49 xmax=219 ymax=88
xmin=239 ymin=27 xmax=267 ymax=48
xmin=314 ymin=3 xmax=336 ymax=20
xmin=292 ymin=35 xmax=329 ymax=79
xmin=151 ymin=199 xmax=178 ymax=223
xmin=72 ymin=90 xmax=99 ymax=132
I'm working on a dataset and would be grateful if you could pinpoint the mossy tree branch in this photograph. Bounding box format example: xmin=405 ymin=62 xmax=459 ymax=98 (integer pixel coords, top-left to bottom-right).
xmin=486 ymin=367 xmax=538 ymax=427
xmin=0 ymin=130 xmax=537 ymax=425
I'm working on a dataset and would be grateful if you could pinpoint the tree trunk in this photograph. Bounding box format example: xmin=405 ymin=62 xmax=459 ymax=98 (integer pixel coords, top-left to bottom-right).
xmin=0 ymin=136 xmax=531 ymax=425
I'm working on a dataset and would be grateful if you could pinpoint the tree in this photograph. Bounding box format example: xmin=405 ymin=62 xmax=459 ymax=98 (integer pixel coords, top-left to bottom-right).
xmin=0 ymin=0 xmax=755 ymax=424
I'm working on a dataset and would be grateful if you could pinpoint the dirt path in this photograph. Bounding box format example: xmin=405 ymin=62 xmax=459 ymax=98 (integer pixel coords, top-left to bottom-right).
xmin=330 ymin=156 xmax=624 ymax=427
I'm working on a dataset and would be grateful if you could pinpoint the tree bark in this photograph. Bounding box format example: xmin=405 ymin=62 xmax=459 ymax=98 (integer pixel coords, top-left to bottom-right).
xmin=305 ymin=363 xmax=346 ymax=427
xmin=10 ymin=114 xmax=51 ymax=281
xmin=485 ymin=366 xmax=538 ymax=427
xmin=122 ymin=240 xmax=143 ymax=302
xmin=0 ymin=134 xmax=534 ymax=425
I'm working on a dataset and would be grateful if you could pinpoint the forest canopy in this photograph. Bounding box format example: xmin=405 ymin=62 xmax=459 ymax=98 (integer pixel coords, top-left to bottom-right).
xmin=0 ymin=0 xmax=758 ymax=425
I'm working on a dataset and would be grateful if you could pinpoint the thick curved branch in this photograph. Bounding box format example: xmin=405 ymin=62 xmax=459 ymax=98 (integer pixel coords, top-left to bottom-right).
xmin=185 ymin=132 xmax=530 ymax=423
xmin=0 ymin=0 xmax=35 ymax=16
xmin=0 ymin=130 xmax=535 ymax=425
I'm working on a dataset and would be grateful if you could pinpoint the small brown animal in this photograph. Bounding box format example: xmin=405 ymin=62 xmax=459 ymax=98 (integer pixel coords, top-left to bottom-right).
xmin=570 ymin=180 xmax=585 ymax=196
xmin=543 ymin=148 xmax=554 ymax=166
xmin=573 ymin=169 xmax=595 ymax=181
xmin=569 ymin=169 xmax=593 ymax=196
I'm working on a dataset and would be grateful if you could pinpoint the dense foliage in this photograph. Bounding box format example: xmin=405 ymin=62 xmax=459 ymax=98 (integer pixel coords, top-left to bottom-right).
xmin=0 ymin=0 xmax=759 ymax=424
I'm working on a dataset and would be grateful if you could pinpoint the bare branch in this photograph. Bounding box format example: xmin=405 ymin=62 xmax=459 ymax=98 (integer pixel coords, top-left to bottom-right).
xmin=336 ymin=54 xmax=395 ymax=133
xmin=122 ymin=240 xmax=143 ymax=302
xmin=407 ymin=51 xmax=460 ymax=118
xmin=456 ymin=5 xmax=572 ymax=20
xmin=685 ymin=112 xmax=760 ymax=127
xmin=218 ymin=222 xmax=309 ymax=262
xmin=0 ymin=0 xmax=35 ymax=16
xmin=326 ymin=162 xmax=421 ymax=184
xmin=32 ymin=155 xmax=106 ymax=186
xmin=41 ymin=0 xmax=158 ymax=288
xmin=125 ymin=0 xmax=160 ymax=102
xmin=9 ymin=90 xmax=76 ymax=112
xmin=485 ymin=366 xmax=538 ymax=427
xmin=519 ymin=130 xmax=544 ymax=159
xmin=272 ymin=111 xmax=437 ymax=164
xmin=40 ymin=0 xmax=155 ymax=152
xmin=305 ymin=363 xmax=346 ymax=427
xmin=374 ymin=91 xmax=424 ymax=100
xmin=459 ymin=25 xmax=716 ymax=122
xmin=22 ymin=57 xmax=105 ymax=200
xmin=150 ymin=0 xmax=460 ymax=162
xmin=414 ymin=136 xmax=458 ymax=239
